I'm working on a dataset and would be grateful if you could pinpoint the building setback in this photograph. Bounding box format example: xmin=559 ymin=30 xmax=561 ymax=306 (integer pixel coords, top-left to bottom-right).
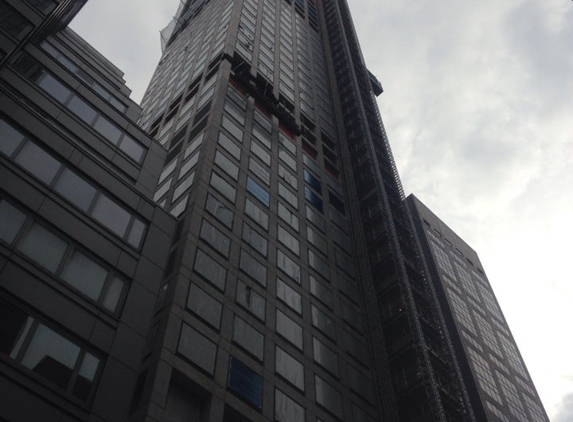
xmin=0 ymin=1 xmax=549 ymax=422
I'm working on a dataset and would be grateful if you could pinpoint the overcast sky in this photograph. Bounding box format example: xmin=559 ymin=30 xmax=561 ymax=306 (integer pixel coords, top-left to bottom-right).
xmin=71 ymin=0 xmax=572 ymax=419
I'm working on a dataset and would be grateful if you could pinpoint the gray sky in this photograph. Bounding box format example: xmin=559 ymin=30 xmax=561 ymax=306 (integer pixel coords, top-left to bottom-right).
xmin=71 ymin=0 xmax=572 ymax=418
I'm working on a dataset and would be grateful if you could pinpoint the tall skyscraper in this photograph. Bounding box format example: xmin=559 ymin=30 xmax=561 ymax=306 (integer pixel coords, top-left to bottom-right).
xmin=0 ymin=1 xmax=548 ymax=422
xmin=407 ymin=195 xmax=549 ymax=422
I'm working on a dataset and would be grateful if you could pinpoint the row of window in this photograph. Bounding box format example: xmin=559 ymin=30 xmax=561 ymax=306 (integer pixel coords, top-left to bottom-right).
xmin=41 ymin=41 xmax=127 ymax=112
xmin=1 ymin=118 xmax=147 ymax=248
xmin=0 ymin=198 xmax=127 ymax=313
xmin=13 ymin=54 xmax=146 ymax=163
xmin=0 ymin=297 xmax=101 ymax=401
xmin=177 ymin=321 xmax=372 ymax=419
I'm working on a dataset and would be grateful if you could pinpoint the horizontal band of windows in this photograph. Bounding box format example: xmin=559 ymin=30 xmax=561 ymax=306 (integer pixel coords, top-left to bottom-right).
xmin=13 ymin=54 xmax=146 ymax=163
xmin=0 ymin=197 xmax=128 ymax=313
xmin=0 ymin=117 xmax=147 ymax=248
xmin=0 ymin=296 xmax=102 ymax=401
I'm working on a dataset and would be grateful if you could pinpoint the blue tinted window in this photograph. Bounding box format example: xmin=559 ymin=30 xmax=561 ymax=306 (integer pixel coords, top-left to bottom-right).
xmin=304 ymin=169 xmax=322 ymax=193
xmin=305 ymin=187 xmax=323 ymax=212
xmin=228 ymin=356 xmax=263 ymax=409
xmin=247 ymin=177 xmax=270 ymax=207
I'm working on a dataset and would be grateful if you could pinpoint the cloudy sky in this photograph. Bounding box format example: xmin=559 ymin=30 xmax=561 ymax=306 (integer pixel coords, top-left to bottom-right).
xmin=71 ymin=0 xmax=572 ymax=419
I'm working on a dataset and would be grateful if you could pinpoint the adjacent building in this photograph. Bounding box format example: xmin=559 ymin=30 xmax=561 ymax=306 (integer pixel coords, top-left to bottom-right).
xmin=407 ymin=195 xmax=549 ymax=422
xmin=0 ymin=1 xmax=549 ymax=422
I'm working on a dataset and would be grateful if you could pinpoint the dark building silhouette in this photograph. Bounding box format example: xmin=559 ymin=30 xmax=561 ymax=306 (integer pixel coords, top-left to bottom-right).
xmin=0 ymin=0 xmax=548 ymax=422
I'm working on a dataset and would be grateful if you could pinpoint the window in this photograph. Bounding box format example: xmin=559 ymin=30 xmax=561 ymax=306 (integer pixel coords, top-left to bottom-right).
xmin=194 ymin=249 xmax=226 ymax=291
xmin=210 ymin=171 xmax=237 ymax=203
xmin=243 ymin=222 xmax=268 ymax=257
xmin=304 ymin=169 xmax=322 ymax=193
xmin=200 ymin=219 xmax=231 ymax=257
xmin=275 ymin=388 xmax=305 ymax=422
xmin=1 ymin=199 xmax=126 ymax=310
xmin=309 ymin=250 xmax=330 ymax=279
xmin=305 ymin=187 xmax=323 ymax=212
xmin=313 ymin=337 xmax=339 ymax=377
xmin=228 ymin=357 xmax=263 ymax=409
xmin=315 ymin=375 xmax=343 ymax=418
xmin=306 ymin=205 xmax=325 ymax=232
xmin=236 ymin=280 xmax=266 ymax=321
xmin=278 ymin=203 xmax=299 ymax=232
xmin=279 ymin=164 xmax=298 ymax=190
xmin=279 ymin=183 xmax=298 ymax=209
xmin=310 ymin=276 xmax=333 ymax=309
xmin=178 ymin=323 xmax=217 ymax=375
xmin=311 ymin=305 xmax=336 ymax=340
xmin=278 ymin=225 xmax=300 ymax=255
xmin=233 ymin=316 xmax=264 ymax=361
xmin=277 ymin=249 xmax=301 ymax=284
xmin=205 ymin=194 xmax=234 ymax=229
xmin=276 ymin=310 xmax=303 ymax=350
xmin=250 ymin=140 xmax=271 ymax=166
xmin=14 ymin=57 xmax=146 ymax=162
xmin=222 ymin=115 xmax=243 ymax=141
xmin=249 ymin=157 xmax=271 ymax=186
xmin=245 ymin=198 xmax=269 ymax=230
xmin=275 ymin=346 xmax=305 ymax=391
xmin=215 ymin=150 xmax=239 ymax=180
xmin=0 ymin=298 xmax=100 ymax=401
xmin=276 ymin=278 xmax=302 ymax=314
xmin=187 ymin=283 xmax=222 ymax=329
xmin=307 ymin=226 xmax=327 ymax=253
xmin=247 ymin=177 xmax=270 ymax=207
xmin=0 ymin=1 xmax=33 ymax=40
xmin=240 ymin=249 xmax=267 ymax=287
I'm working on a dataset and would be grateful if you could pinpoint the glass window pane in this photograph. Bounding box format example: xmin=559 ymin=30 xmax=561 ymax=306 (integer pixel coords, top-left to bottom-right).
xmin=15 ymin=141 xmax=62 ymax=184
xmin=276 ymin=278 xmax=302 ymax=314
xmin=315 ymin=375 xmax=343 ymax=418
xmin=187 ymin=283 xmax=222 ymax=329
xmin=214 ymin=150 xmax=239 ymax=180
xmin=0 ymin=199 xmax=27 ymax=243
xmin=73 ymin=352 xmax=100 ymax=400
xmin=233 ymin=316 xmax=264 ymax=361
xmin=92 ymin=194 xmax=131 ymax=237
xmin=61 ymin=251 xmax=107 ymax=301
xmin=313 ymin=337 xmax=339 ymax=377
xmin=38 ymin=74 xmax=71 ymax=103
xmin=54 ymin=168 xmax=97 ymax=211
xmin=127 ymin=218 xmax=146 ymax=248
xmin=311 ymin=305 xmax=336 ymax=340
xmin=102 ymin=276 xmax=124 ymax=312
xmin=178 ymin=323 xmax=217 ymax=374
xmin=242 ymin=222 xmax=268 ymax=257
xmin=67 ymin=95 xmax=97 ymax=124
xmin=0 ymin=118 xmax=26 ymax=156
xmin=218 ymin=131 xmax=241 ymax=160
xmin=276 ymin=346 xmax=305 ymax=391
xmin=0 ymin=298 xmax=32 ymax=357
xmin=18 ymin=223 xmax=68 ymax=272
xmin=22 ymin=324 xmax=80 ymax=389
xmin=205 ymin=194 xmax=233 ymax=229
xmin=239 ymin=249 xmax=267 ymax=287
xmin=236 ymin=280 xmax=265 ymax=320
xmin=277 ymin=225 xmax=300 ymax=256
xmin=200 ymin=219 xmax=230 ymax=257
xmin=245 ymin=198 xmax=268 ymax=230
xmin=276 ymin=310 xmax=303 ymax=350
xmin=210 ymin=172 xmax=236 ymax=203
xmin=247 ymin=177 xmax=270 ymax=207
xmin=228 ymin=357 xmax=263 ymax=409
xmin=277 ymin=249 xmax=300 ymax=284
xmin=93 ymin=116 xmax=122 ymax=145
xmin=119 ymin=135 xmax=146 ymax=162
xmin=194 ymin=249 xmax=226 ymax=291
xmin=275 ymin=388 xmax=305 ymax=422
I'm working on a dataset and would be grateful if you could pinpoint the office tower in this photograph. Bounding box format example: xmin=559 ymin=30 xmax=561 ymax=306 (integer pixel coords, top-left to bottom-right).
xmin=0 ymin=1 xmax=176 ymax=421
xmin=134 ymin=0 xmax=482 ymax=421
xmin=407 ymin=195 xmax=549 ymax=422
